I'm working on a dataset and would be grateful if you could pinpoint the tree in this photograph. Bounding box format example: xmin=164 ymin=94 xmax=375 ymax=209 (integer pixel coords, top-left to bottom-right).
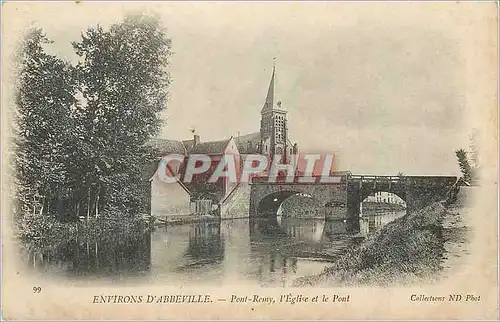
xmin=13 ymin=28 xmax=78 ymax=221
xmin=71 ymin=13 xmax=172 ymax=219
xmin=455 ymin=149 xmax=472 ymax=185
xmin=13 ymin=12 xmax=172 ymax=230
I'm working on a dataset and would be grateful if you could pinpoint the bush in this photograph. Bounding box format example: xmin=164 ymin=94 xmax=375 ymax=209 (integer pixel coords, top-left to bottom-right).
xmin=17 ymin=213 xmax=77 ymax=253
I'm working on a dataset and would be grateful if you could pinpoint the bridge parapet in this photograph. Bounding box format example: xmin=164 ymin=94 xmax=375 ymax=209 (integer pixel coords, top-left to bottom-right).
xmin=349 ymin=175 xmax=403 ymax=183
xmin=249 ymin=173 xmax=458 ymax=220
xmin=251 ymin=175 xmax=348 ymax=185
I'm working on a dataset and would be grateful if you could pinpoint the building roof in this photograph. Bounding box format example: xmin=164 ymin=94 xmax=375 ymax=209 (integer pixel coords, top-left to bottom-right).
xmin=233 ymin=132 xmax=296 ymax=155
xmin=150 ymin=130 xmax=295 ymax=158
xmin=261 ymin=67 xmax=275 ymax=114
xmin=190 ymin=138 xmax=231 ymax=154
xmin=148 ymin=138 xmax=186 ymax=155
xmin=235 ymin=132 xmax=261 ymax=154
xmin=236 ymin=132 xmax=261 ymax=142
xmin=261 ymin=66 xmax=286 ymax=114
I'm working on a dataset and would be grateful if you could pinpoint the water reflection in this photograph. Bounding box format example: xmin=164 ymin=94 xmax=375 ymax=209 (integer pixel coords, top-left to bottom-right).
xmin=186 ymin=222 xmax=224 ymax=265
xmin=247 ymin=215 xmax=375 ymax=286
xmin=323 ymin=219 xmax=361 ymax=238
xmin=27 ymin=211 xmax=405 ymax=286
xmin=150 ymin=221 xmax=225 ymax=283
xmin=25 ymin=230 xmax=151 ymax=278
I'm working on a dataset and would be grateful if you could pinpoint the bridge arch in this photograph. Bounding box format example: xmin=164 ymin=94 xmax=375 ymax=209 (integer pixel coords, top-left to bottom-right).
xmin=360 ymin=190 xmax=407 ymax=215
xmin=250 ymin=182 xmax=348 ymax=219
xmin=360 ymin=189 xmax=407 ymax=205
xmin=352 ymin=183 xmax=408 ymax=217
xmin=256 ymin=191 xmax=321 ymax=218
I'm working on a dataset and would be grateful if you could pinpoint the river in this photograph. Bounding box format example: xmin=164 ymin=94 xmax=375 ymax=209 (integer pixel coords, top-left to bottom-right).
xmin=26 ymin=211 xmax=405 ymax=286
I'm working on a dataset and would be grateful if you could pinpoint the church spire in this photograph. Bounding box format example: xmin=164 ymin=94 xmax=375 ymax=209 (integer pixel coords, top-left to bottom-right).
xmin=261 ymin=63 xmax=275 ymax=114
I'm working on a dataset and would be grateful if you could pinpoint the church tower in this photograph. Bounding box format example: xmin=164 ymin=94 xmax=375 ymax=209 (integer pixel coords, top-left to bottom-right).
xmin=260 ymin=65 xmax=288 ymax=164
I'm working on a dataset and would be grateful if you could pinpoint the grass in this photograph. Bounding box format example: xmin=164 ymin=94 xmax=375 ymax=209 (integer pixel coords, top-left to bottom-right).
xmin=16 ymin=210 xmax=147 ymax=255
xmin=294 ymin=201 xmax=449 ymax=287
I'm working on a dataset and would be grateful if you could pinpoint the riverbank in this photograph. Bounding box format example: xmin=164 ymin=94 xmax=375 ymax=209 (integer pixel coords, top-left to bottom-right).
xmin=294 ymin=191 xmax=471 ymax=287
xmin=362 ymin=201 xmax=406 ymax=212
xmin=16 ymin=212 xmax=148 ymax=255
xmin=151 ymin=213 xmax=220 ymax=225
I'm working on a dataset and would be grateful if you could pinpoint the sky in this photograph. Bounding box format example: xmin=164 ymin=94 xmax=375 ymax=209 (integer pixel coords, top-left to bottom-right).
xmin=3 ymin=2 xmax=495 ymax=176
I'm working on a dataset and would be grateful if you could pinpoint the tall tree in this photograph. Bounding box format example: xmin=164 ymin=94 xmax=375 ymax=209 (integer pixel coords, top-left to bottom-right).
xmin=13 ymin=28 xmax=78 ymax=221
xmin=455 ymin=149 xmax=472 ymax=185
xmin=72 ymin=13 xmax=172 ymax=218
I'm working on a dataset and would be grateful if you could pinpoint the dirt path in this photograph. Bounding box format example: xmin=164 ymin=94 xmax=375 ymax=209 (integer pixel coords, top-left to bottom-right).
xmin=439 ymin=187 xmax=474 ymax=278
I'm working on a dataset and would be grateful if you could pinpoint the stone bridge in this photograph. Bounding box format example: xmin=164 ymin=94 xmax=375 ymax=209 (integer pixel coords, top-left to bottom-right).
xmin=249 ymin=174 xmax=458 ymax=219
xmin=249 ymin=175 xmax=349 ymax=219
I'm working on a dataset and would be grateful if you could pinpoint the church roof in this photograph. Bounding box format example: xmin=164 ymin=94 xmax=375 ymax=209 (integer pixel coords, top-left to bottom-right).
xmin=233 ymin=132 xmax=295 ymax=155
xmin=261 ymin=66 xmax=286 ymax=114
xmin=236 ymin=132 xmax=261 ymax=142
xmin=235 ymin=132 xmax=261 ymax=154
xmin=190 ymin=138 xmax=231 ymax=154
xmin=261 ymin=67 xmax=275 ymax=114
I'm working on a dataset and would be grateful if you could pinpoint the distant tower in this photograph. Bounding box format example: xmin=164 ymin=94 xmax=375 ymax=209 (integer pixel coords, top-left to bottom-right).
xmin=259 ymin=63 xmax=288 ymax=164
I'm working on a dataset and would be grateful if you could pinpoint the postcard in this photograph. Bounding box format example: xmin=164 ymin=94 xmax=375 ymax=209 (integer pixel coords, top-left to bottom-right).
xmin=1 ymin=1 xmax=498 ymax=320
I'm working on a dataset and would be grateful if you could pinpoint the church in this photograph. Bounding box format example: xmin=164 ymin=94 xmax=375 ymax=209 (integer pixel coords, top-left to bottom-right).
xmin=149 ymin=66 xmax=300 ymax=220
xmin=232 ymin=65 xmax=298 ymax=163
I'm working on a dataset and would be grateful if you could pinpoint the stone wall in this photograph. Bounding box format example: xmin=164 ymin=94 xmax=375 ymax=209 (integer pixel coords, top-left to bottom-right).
xmin=249 ymin=182 xmax=348 ymax=219
xmin=219 ymin=183 xmax=251 ymax=219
